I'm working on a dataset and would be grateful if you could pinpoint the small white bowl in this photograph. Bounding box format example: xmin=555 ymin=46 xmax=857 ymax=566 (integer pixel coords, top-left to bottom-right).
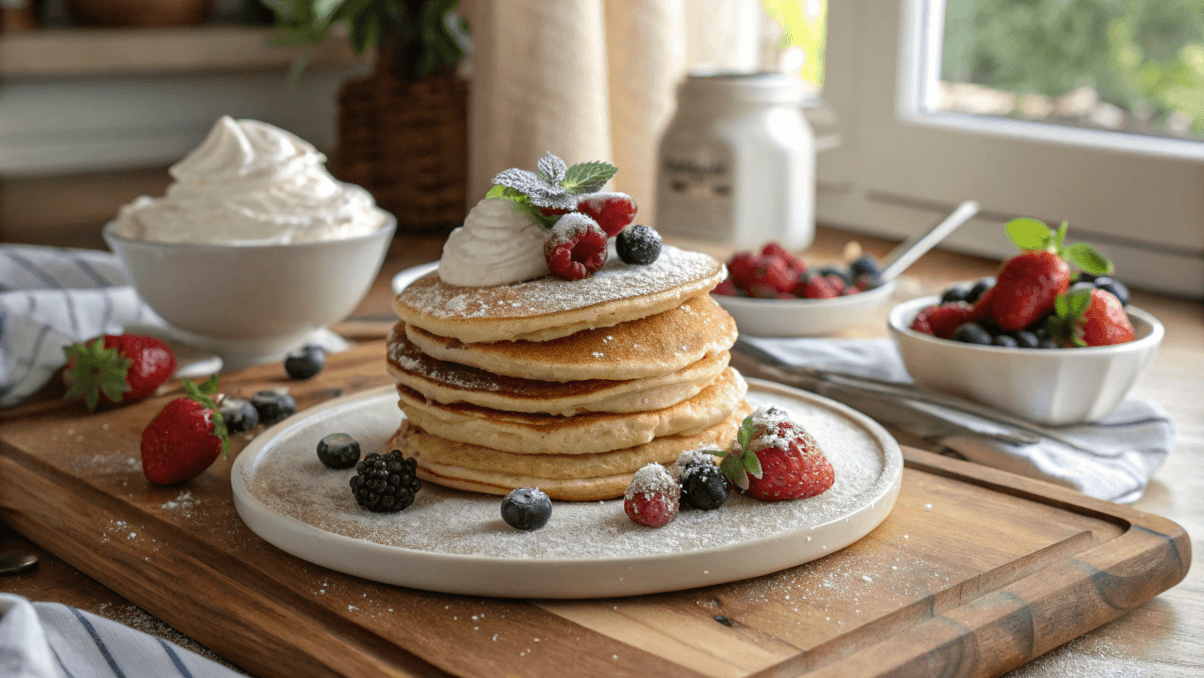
xmin=104 ymin=216 xmax=396 ymax=370
xmin=713 ymin=280 xmax=898 ymax=337
xmin=887 ymin=295 xmax=1164 ymax=425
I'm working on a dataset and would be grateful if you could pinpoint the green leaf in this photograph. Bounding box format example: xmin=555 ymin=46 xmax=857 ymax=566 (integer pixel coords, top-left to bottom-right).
xmin=181 ymin=376 xmax=219 ymax=411
xmin=743 ymin=451 xmax=763 ymax=479
xmin=720 ymin=454 xmax=747 ymax=488
xmin=736 ymin=414 xmax=755 ymax=450
xmin=211 ymin=409 xmax=230 ymax=457
xmin=561 ymin=161 xmax=618 ymax=195
xmin=485 ymin=185 xmax=509 ymax=199
xmin=313 ymin=0 xmax=346 ymax=25
xmin=1063 ymin=242 xmax=1113 ymax=277
xmin=1055 ymin=294 xmax=1070 ymax=318
xmin=1054 ymin=221 xmax=1069 ymax=250
xmin=1067 ymin=287 xmax=1095 ymax=319
xmin=1004 ymin=218 xmax=1052 ymax=250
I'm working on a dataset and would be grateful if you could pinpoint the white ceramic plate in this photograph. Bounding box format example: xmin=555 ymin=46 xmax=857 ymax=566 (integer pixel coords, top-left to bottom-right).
xmin=231 ymin=378 xmax=902 ymax=599
xmin=391 ymin=261 xmax=439 ymax=295
xmin=713 ymin=280 xmax=898 ymax=337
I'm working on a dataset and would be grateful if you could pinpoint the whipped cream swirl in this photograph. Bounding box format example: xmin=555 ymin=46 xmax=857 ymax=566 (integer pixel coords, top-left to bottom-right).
xmin=438 ymin=199 xmax=551 ymax=286
xmin=113 ymin=116 xmax=389 ymax=245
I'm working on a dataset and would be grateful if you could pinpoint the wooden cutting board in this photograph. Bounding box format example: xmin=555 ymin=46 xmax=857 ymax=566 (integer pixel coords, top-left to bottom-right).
xmin=0 ymin=341 xmax=1190 ymax=678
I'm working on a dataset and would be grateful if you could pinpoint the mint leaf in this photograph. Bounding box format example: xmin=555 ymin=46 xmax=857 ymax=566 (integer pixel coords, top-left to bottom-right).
xmin=1005 ymin=218 xmax=1051 ymax=251
xmin=736 ymin=414 xmax=755 ymax=449
xmin=1054 ymin=220 xmax=1069 ymax=250
xmin=1055 ymin=294 xmax=1069 ymax=318
xmin=743 ymin=451 xmax=763 ymax=479
xmin=720 ymin=454 xmax=748 ymax=488
xmin=537 ymin=152 xmax=567 ymax=185
xmin=1068 ymin=287 xmax=1094 ymax=318
xmin=1064 ymin=242 xmax=1113 ymax=277
xmin=485 ymin=184 xmax=510 ymax=199
xmin=492 ymin=168 xmax=575 ymax=210
xmin=561 ymin=161 xmax=617 ymax=195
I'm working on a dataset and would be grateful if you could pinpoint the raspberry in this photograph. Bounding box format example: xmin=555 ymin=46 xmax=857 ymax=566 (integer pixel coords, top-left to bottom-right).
xmin=727 ymin=253 xmax=760 ymax=290
xmin=911 ymin=302 xmax=974 ymax=339
xmin=761 ymin=242 xmax=806 ymax=273
xmin=544 ymin=213 xmax=608 ymax=280
xmin=712 ymin=280 xmax=740 ymax=296
xmin=624 ymin=463 xmax=680 ymax=527
xmin=576 ymin=192 xmax=637 ymax=237
xmin=822 ymin=274 xmax=846 ymax=295
xmin=753 ymin=256 xmax=797 ymax=293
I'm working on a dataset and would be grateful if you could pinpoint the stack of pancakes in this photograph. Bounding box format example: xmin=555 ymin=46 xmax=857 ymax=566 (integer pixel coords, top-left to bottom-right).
xmin=386 ymin=246 xmax=750 ymax=501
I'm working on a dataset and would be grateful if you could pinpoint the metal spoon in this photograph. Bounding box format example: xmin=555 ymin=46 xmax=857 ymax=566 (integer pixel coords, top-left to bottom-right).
xmin=0 ymin=551 xmax=38 ymax=576
xmin=877 ymin=200 xmax=981 ymax=283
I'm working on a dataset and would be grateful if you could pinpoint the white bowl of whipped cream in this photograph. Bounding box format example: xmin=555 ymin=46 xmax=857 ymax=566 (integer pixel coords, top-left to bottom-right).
xmin=104 ymin=116 xmax=395 ymax=370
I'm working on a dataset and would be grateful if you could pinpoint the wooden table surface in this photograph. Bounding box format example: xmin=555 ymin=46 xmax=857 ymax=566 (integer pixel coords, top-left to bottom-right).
xmin=2 ymin=226 xmax=1200 ymax=677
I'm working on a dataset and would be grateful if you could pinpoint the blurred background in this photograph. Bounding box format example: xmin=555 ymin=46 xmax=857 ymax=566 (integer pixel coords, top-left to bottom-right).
xmin=1 ymin=0 xmax=1201 ymax=295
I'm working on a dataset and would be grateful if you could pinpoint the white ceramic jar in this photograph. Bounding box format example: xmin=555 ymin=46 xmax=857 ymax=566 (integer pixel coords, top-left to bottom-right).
xmin=655 ymin=72 xmax=815 ymax=251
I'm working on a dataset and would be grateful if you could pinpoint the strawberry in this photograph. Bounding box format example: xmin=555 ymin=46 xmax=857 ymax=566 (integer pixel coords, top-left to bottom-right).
xmin=792 ymin=274 xmax=837 ymax=299
xmin=712 ymin=280 xmax=741 ymax=296
xmin=140 ymin=376 xmax=229 ymax=486
xmin=752 ymin=255 xmax=797 ymax=293
xmin=761 ymin=242 xmax=806 ymax=274
xmin=1047 ymin=288 xmax=1135 ymax=347
xmin=985 ymin=219 xmax=1112 ymax=331
xmin=624 ymin=463 xmax=680 ymax=527
xmin=911 ymin=302 xmax=974 ymax=339
xmin=726 ymin=253 xmax=760 ymax=290
xmin=63 ymin=334 xmax=176 ymax=411
xmin=717 ymin=408 xmax=834 ymax=502
xmin=823 ymin=274 xmax=847 ymax=295
xmin=576 ymin=192 xmax=637 ymax=237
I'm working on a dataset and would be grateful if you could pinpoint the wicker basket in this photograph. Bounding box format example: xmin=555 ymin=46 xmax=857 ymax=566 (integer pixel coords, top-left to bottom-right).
xmin=331 ymin=65 xmax=469 ymax=233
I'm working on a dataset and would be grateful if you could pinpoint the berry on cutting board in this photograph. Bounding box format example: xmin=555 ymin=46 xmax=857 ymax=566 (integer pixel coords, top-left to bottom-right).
xmin=615 ymin=224 xmax=662 ymax=265
xmin=140 ymin=375 xmax=229 ymax=486
xmin=544 ymin=213 xmax=609 ymax=281
xmin=62 ymin=334 xmax=176 ymax=411
xmin=219 ymin=397 xmax=259 ymax=434
xmin=718 ymin=407 xmax=834 ymax=502
xmin=349 ymin=450 xmax=422 ymax=513
xmin=317 ymin=433 xmax=361 ymax=469
xmin=250 ymin=390 xmax=296 ymax=427
xmin=624 ymin=463 xmax=681 ymax=527
xmin=500 ymin=487 xmax=553 ymax=531
xmin=284 ymin=344 xmax=325 ymax=380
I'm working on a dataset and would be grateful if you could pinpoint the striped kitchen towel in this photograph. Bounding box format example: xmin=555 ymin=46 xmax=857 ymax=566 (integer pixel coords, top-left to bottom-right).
xmin=0 ymin=245 xmax=162 ymax=408
xmin=0 ymin=593 xmax=242 ymax=678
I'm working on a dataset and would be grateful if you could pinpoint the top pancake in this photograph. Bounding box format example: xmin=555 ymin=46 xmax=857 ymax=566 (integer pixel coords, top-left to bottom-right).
xmin=393 ymin=245 xmax=725 ymax=343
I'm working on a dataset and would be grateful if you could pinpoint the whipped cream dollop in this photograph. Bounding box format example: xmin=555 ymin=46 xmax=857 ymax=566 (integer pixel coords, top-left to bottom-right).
xmin=438 ymin=199 xmax=551 ymax=286
xmin=113 ymin=116 xmax=389 ymax=245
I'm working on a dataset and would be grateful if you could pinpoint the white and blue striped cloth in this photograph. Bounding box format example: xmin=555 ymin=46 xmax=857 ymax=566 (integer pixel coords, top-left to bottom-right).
xmin=0 ymin=246 xmax=164 ymax=408
xmin=0 ymin=594 xmax=241 ymax=678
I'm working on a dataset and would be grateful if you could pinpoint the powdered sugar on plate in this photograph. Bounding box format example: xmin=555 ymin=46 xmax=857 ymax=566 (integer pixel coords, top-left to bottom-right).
xmin=237 ymin=384 xmax=893 ymax=561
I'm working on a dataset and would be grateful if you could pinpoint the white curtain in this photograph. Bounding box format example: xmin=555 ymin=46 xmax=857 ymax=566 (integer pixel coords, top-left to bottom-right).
xmin=464 ymin=0 xmax=761 ymax=221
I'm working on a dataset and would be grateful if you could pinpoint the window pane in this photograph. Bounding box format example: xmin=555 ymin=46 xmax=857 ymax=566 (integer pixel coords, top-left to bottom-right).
xmin=762 ymin=0 xmax=827 ymax=97
xmin=935 ymin=0 xmax=1204 ymax=141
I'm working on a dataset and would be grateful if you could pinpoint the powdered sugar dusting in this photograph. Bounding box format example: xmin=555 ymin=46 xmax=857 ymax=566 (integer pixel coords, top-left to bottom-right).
xmin=238 ymin=386 xmax=893 ymax=560
xmin=625 ymin=463 xmax=677 ymax=500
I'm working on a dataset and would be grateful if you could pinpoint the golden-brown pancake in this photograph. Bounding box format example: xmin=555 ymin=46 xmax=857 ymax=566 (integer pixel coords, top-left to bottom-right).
xmin=404 ymin=294 xmax=737 ymax=382
xmin=396 ymin=368 xmax=747 ymax=455
xmin=393 ymin=245 xmax=725 ymax=343
xmin=386 ymin=322 xmax=731 ymax=415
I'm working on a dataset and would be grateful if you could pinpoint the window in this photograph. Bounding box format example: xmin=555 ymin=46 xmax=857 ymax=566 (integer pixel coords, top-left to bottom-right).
xmin=814 ymin=0 xmax=1204 ymax=297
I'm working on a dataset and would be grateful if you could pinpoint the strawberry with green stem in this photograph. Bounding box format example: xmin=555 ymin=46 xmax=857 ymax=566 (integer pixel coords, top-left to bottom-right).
xmin=713 ymin=408 xmax=835 ymax=502
xmin=979 ymin=219 xmax=1113 ymax=331
xmin=1047 ymin=287 xmax=1135 ymax=347
xmin=63 ymin=334 xmax=176 ymax=411
xmin=140 ymin=375 xmax=230 ymax=486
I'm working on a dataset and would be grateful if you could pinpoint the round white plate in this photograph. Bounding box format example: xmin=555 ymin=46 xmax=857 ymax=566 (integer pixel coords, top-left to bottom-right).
xmin=231 ymin=378 xmax=903 ymax=598
xmin=391 ymin=261 xmax=438 ymax=295
xmin=713 ymin=280 xmax=898 ymax=337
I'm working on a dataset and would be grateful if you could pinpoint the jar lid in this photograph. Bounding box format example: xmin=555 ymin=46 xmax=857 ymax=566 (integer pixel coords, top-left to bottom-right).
xmin=678 ymin=71 xmax=805 ymax=104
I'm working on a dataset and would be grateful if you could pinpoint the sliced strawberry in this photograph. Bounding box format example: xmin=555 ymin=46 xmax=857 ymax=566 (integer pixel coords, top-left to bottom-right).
xmin=624 ymin=463 xmax=680 ymax=527
xmin=140 ymin=376 xmax=229 ymax=486
xmin=63 ymin=334 xmax=176 ymax=411
xmin=544 ymin=213 xmax=608 ymax=280
xmin=576 ymin=192 xmax=637 ymax=237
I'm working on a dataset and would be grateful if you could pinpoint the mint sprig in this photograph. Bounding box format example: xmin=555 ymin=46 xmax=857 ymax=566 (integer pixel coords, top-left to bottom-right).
xmin=489 ymin=152 xmax=618 ymax=228
xmin=1004 ymin=217 xmax=1113 ymax=277
xmin=715 ymin=414 xmax=763 ymax=489
xmin=182 ymin=374 xmax=230 ymax=456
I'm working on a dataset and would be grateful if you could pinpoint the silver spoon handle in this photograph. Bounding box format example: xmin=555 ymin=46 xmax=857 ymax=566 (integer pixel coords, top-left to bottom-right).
xmin=878 ymin=200 xmax=980 ymax=282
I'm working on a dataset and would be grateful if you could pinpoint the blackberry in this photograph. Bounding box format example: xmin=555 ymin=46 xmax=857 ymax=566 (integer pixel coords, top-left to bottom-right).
xmin=500 ymin=487 xmax=553 ymax=530
xmin=680 ymin=464 xmax=728 ymax=511
xmin=219 ymin=397 xmax=258 ymax=433
xmin=1093 ymin=277 xmax=1129 ymax=306
xmin=251 ymin=390 xmax=296 ymax=427
xmin=940 ymin=286 xmax=969 ymax=305
xmin=849 ymin=256 xmax=881 ymax=279
xmin=991 ymin=334 xmax=1018 ymax=348
xmin=317 ymin=433 xmax=360 ymax=469
xmin=284 ymin=344 xmax=325 ymax=380
xmin=952 ymin=322 xmax=992 ymax=345
xmin=965 ymin=277 xmax=995 ymax=305
xmin=616 ymin=224 xmax=662 ymax=265
xmin=350 ymin=451 xmax=421 ymax=512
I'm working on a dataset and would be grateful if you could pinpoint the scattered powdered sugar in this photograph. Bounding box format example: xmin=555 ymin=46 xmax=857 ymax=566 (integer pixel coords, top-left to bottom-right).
xmin=239 ymin=388 xmax=893 ymax=560
xmin=624 ymin=463 xmax=677 ymax=500
xmin=674 ymin=449 xmax=718 ymax=473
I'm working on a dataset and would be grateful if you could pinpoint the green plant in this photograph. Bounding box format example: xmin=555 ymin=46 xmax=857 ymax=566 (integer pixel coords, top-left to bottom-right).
xmin=263 ymin=0 xmax=469 ymax=81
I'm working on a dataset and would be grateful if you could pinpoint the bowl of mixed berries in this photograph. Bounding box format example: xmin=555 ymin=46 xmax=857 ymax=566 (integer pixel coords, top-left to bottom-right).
xmin=711 ymin=243 xmax=897 ymax=336
xmin=888 ymin=218 xmax=1164 ymax=425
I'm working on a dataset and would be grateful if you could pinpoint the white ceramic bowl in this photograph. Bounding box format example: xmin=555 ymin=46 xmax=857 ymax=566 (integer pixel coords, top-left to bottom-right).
xmin=713 ymin=280 xmax=897 ymax=337
xmin=887 ymin=295 xmax=1163 ymax=425
xmin=103 ymin=216 xmax=396 ymax=368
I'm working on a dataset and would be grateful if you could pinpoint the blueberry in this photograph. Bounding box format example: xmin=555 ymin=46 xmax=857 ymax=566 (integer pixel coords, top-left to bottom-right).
xmin=1093 ymin=277 xmax=1129 ymax=306
xmin=251 ymin=390 xmax=296 ymax=427
xmin=680 ymin=464 xmax=729 ymax=511
xmin=952 ymin=323 xmax=992 ymax=345
xmin=615 ymin=225 xmax=662 ymax=265
xmin=219 ymin=397 xmax=259 ymax=433
xmin=500 ymin=487 xmax=552 ymax=531
xmin=1012 ymin=331 xmax=1040 ymax=349
xmin=849 ymin=256 xmax=881 ymax=279
xmin=317 ymin=433 xmax=361 ymax=469
xmin=285 ymin=345 xmax=325 ymax=380
xmin=1038 ymin=338 xmax=1061 ymax=349
xmin=991 ymin=334 xmax=1019 ymax=348
xmin=940 ymin=287 xmax=969 ymax=305
xmin=965 ymin=277 xmax=995 ymax=305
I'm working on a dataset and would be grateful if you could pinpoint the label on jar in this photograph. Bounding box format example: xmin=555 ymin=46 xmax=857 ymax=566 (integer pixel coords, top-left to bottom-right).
xmin=655 ymin=144 xmax=736 ymax=242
